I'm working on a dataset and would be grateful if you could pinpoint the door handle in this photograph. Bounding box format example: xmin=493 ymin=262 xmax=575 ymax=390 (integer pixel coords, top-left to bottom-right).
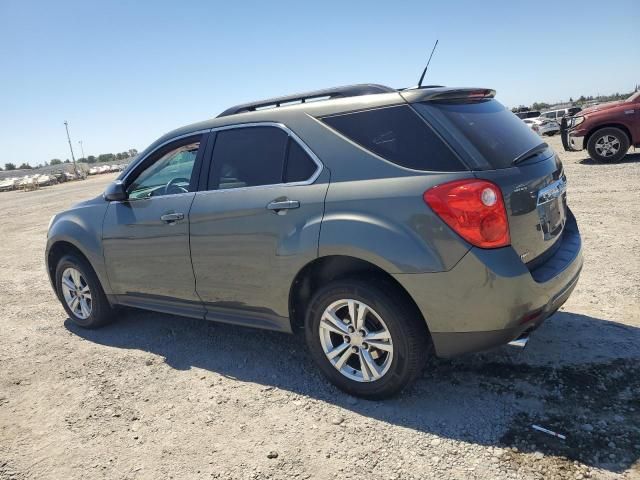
xmin=160 ymin=212 xmax=185 ymax=223
xmin=266 ymin=200 xmax=300 ymax=212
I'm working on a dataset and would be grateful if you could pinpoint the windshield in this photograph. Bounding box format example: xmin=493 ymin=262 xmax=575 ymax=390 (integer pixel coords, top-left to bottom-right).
xmin=626 ymin=91 xmax=640 ymax=102
xmin=415 ymin=99 xmax=544 ymax=169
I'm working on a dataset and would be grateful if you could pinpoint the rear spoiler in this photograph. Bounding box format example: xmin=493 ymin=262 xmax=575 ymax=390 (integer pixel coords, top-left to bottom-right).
xmin=400 ymin=88 xmax=496 ymax=104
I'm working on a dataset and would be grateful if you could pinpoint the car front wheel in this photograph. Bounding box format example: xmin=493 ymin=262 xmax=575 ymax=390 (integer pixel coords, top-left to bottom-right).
xmin=55 ymin=254 xmax=114 ymax=328
xmin=305 ymin=280 xmax=430 ymax=399
xmin=587 ymin=127 xmax=630 ymax=163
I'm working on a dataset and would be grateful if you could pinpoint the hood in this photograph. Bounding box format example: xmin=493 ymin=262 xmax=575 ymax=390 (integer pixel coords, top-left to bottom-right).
xmin=72 ymin=194 xmax=105 ymax=209
xmin=579 ymin=100 xmax=625 ymax=115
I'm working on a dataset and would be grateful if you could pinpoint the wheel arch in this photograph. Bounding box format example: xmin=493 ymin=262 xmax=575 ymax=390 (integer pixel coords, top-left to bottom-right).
xmin=47 ymin=240 xmax=92 ymax=283
xmin=288 ymin=255 xmax=429 ymax=335
xmin=46 ymin=238 xmax=112 ymax=302
xmin=585 ymin=123 xmax=632 ymax=148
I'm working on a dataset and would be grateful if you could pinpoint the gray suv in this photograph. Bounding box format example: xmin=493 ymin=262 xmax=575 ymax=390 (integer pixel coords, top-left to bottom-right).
xmin=46 ymin=84 xmax=583 ymax=398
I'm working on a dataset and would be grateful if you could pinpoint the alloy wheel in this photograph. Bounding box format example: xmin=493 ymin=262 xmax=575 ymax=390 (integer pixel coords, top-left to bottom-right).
xmin=318 ymin=299 xmax=393 ymax=382
xmin=61 ymin=267 xmax=92 ymax=319
xmin=594 ymin=135 xmax=620 ymax=157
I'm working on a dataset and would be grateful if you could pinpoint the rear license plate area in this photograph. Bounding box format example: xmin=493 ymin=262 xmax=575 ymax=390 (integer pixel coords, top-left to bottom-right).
xmin=537 ymin=179 xmax=567 ymax=240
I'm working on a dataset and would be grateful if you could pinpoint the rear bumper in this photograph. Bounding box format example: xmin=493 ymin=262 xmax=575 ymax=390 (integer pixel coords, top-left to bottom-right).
xmin=393 ymin=212 xmax=583 ymax=357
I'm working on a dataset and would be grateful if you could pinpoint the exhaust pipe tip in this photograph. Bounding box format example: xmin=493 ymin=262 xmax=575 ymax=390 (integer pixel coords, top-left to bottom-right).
xmin=508 ymin=336 xmax=529 ymax=348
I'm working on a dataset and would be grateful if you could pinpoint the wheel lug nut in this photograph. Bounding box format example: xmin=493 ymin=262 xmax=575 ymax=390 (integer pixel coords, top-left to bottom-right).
xmin=351 ymin=346 xmax=359 ymax=353
xmin=358 ymin=329 xmax=366 ymax=336
xmin=344 ymin=336 xmax=351 ymax=343
xmin=362 ymin=342 xmax=369 ymax=350
xmin=347 ymin=326 xmax=355 ymax=333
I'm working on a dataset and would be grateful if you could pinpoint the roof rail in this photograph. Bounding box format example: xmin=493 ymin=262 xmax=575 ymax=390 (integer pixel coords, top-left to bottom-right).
xmin=217 ymin=84 xmax=395 ymax=118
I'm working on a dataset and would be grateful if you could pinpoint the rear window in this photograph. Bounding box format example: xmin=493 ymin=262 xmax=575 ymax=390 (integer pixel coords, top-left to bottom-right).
xmin=415 ymin=100 xmax=543 ymax=169
xmin=321 ymin=105 xmax=466 ymax=171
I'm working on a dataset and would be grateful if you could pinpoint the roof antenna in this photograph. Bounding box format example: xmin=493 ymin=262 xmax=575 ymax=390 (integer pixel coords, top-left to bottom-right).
xmin=417 ymin=40 xmax=439 ymax=88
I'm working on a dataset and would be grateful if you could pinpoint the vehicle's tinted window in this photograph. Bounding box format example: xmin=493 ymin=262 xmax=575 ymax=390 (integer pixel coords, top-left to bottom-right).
xmin=285 ymin=139 xmax=317 ymax=182
xmin=209 ymin=127 xmax=288 ymax=190
xmin=416 ymin=99 xmax=543 ymax=170
xmin=321 ymin=105 xmax=465 ymax=171
xmin=128 ymin=140 xmax=200 ymax=199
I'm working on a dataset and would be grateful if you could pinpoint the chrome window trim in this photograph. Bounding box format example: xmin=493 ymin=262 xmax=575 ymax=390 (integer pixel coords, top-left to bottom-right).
xmin=206 ymin=122 xmax=324 ymax=189
xmin=122 ymin=122 xmax=324 ymax=192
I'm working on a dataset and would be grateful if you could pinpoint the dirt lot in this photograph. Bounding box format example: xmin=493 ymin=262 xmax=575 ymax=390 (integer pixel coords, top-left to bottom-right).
xmin=1 ymin=135 xmax=639 ymax=480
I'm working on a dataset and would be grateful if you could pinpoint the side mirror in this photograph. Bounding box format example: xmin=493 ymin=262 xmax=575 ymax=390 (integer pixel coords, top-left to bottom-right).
xmin=104 ymin=180 xmax=128 ymax=201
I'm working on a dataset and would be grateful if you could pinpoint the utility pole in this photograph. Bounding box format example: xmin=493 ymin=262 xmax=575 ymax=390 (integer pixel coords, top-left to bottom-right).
xmin=64 ymin=121 xmax=79 ymax=176
xmin=78 ymin=140 xmax=86 ymax=161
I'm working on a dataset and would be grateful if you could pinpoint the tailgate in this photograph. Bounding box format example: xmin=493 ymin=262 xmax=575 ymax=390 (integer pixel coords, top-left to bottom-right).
xmin=474 ymin=152 xmax=567 ymax=263
xmin=411 ymin=95 xmax=568 ymax=263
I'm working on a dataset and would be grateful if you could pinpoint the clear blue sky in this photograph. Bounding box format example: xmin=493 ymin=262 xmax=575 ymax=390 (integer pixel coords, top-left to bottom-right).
xmin=1 ymin=0 xmax=638 ymax=166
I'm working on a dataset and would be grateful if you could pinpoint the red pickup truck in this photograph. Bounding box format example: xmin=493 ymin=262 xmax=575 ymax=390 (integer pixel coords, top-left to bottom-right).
xmin=561 ymin=91 xmax=640 ymax=162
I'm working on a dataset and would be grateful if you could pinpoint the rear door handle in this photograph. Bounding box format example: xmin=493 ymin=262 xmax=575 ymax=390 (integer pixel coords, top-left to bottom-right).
xmin=160 ymin=212 xmax=185 ymax=223
xmin=267 ymin=200 xmax=300 ymax=212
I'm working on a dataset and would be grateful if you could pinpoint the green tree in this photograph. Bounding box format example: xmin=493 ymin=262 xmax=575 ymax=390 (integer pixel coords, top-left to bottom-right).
xmin=18 ymin=163 xmax=32 ymax=169
xmin=98 ymin=153 xmax=115 ymax=163
xmin=78 ymin=157 xmax=88 ymax=163
xmin=50 ymin=158 xmax=63 ymax=165
xmin=4 ymin=163 xmax=16 ymax=170
xmin=531 ymin=102 xmax=550 ymax=111
xmin=128 ymin=148 xmax=138 ymax=157
xmin=87 ymin=155 xmax=96 ymax=163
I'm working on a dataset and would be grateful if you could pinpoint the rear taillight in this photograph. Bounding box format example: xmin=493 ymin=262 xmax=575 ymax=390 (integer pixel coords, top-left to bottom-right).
xmin=423 ymin=179 xmax=510 ymax=248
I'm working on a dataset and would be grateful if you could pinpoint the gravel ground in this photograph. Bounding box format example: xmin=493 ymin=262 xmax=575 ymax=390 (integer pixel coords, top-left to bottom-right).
xmin=0 ymin=136 xmax=639 ymax=480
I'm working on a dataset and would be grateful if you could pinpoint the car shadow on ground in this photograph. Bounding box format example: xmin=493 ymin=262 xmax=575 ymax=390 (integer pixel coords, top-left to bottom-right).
xmin=65 ymin=310 xmax=640 ymax=474
xmin=578 ymin=151 xmax=640 ymax=165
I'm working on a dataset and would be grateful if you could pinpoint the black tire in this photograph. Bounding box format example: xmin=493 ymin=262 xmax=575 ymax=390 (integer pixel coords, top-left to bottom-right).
xmin=587 ymin=127 xmax=630 ymax=163
xmin=305 ymin=279 xmax=431 ymax=399
xmin=54 ymin=254 xmax=115 ymax=328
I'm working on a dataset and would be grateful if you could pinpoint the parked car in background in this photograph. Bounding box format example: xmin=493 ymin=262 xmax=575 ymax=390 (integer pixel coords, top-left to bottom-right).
xmin=515 ymin=110 xmax=541 ymax=119
xmin=562 ymin=91 xmax=640 ymax=162
xmin=0 ymin=177 xmax=18 ymax=192
xmin=47 ymin=84 xmax=582 ymax=398
xmin=541 ymin=107 xmax=582 ymax=124
xmin=523 ymin=117 xmax=560 ymax=136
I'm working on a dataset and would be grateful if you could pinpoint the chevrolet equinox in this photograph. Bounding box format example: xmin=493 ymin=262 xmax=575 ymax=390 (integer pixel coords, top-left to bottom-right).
xmin=46 ymin=84 xmax=583 ymax=398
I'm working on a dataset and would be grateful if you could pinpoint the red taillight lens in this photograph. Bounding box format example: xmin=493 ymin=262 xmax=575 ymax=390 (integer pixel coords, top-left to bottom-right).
xmin=423 ymin=179 xmax=510 ymax=248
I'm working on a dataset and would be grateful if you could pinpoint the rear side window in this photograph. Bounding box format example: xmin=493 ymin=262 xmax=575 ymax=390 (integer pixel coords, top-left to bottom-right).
xmin=285 ymin=139 xmax=317 ymax=183
xmin=321 ymin=105 xmax=466 ymax=171
xmin=207 ymin=126 xmax=319 ymax=190
xmin=209 ymin=127 xmax=287 ymax=190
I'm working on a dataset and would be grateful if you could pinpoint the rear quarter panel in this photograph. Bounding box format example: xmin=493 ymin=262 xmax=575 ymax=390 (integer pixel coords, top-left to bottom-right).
xmin=320 ymin=175 xmax=473 ymax=273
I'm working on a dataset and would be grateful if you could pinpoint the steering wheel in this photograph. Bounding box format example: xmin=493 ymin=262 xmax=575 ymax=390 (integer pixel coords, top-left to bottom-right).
xmin=165 ymin=177 xmax=190 ymax=195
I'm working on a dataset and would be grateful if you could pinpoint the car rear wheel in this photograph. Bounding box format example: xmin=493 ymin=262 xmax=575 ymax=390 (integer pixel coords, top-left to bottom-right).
xmin=305 ymin=280 xmax=430 ymax=399
xmin=587 ymin=127 xmax=630 ymax=163
xmin=55 ymin=254 xmax=114 ymax=328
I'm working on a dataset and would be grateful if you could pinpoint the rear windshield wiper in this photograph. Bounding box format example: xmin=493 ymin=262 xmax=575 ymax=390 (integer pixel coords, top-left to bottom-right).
xmin=512 ymin=142 xmax=549 ymax=166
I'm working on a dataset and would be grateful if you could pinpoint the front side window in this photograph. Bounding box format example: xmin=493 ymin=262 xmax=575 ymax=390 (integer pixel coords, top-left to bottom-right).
xmin=128 ymin=139 xmax=200 ymax=199
xmin=207 ymin=126 xmax=318 ymax=190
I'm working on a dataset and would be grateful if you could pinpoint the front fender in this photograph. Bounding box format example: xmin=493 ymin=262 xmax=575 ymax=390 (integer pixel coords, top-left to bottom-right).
xmin=46 ymin=201 xmax=111 ymax=294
